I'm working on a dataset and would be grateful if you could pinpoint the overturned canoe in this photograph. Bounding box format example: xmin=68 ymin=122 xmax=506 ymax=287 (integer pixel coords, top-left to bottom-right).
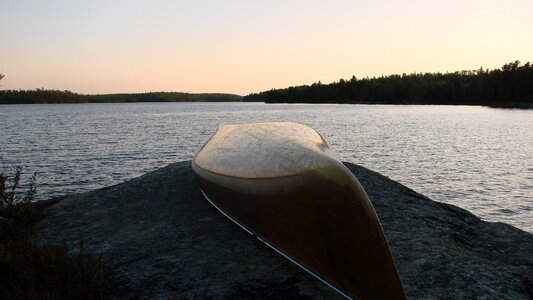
xmin=192 ymin=122 xmax=405 ymax=300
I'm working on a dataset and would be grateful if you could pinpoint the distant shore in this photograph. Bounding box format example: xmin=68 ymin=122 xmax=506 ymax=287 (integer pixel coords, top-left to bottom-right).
xmin=1 ymin=93 xmax=531 ymax=109
xmin=242 ymin=61 xmax=533 ymax=109
xmin=0 ymin=90 xmax=243 ymax=105
xmin=3 ymin=61 xmax=532 ymax=108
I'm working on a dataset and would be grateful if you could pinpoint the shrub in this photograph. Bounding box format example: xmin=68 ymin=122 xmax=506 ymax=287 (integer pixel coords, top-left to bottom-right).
xmin=0 ymin=166 xmax=38 ymax=239
xmin=0 ymin=167 xmax=114 ymax=299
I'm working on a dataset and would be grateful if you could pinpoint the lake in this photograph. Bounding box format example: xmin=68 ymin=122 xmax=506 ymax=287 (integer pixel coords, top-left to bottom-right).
xmin=0 ymin=103 xmax=531 ymax=232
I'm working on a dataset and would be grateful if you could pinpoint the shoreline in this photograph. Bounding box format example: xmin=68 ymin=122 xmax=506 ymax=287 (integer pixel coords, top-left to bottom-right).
xmin=4 ymin=101 xmax=532 ymax=109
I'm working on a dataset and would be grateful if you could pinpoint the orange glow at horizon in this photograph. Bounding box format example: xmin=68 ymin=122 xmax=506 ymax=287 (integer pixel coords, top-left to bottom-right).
xmin=1 ymin=0 xmax=532 ymax=95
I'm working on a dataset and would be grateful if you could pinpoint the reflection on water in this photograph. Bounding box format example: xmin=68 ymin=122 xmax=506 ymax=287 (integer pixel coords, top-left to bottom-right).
xmin=0 ymin=103 xmax=531 ymax=232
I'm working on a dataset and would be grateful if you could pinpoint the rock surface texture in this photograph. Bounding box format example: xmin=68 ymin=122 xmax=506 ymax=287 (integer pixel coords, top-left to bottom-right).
xmin=37 ymin=161 xmax=533 ymax=299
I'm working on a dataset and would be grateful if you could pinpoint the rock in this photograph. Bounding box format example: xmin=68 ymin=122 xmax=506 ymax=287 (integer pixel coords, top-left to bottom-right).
xmin=36 ymin=161 xmax=533 ymax=299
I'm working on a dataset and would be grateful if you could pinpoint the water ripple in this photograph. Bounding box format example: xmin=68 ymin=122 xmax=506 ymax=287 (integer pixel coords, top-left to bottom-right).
xmin=0 ymin=103 xmax=531 ymax=232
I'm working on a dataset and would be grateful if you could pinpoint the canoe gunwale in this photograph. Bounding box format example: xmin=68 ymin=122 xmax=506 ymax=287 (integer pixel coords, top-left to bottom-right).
xmin=192 ymin=160 xmax=309 ymax=181
xmin=192 ymin=160 xmax=341 ymax=198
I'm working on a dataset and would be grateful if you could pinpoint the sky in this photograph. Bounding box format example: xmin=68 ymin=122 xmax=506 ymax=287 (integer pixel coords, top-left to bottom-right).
xmin=1 ymin=0 xmax=532 ymax=95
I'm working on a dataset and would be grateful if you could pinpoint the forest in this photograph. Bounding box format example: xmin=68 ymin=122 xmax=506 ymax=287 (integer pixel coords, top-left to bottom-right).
xmin=243 ymin=61 xmax=533 ymax=108
xmin=2 ymin=61 xmax=532 ymax=107
xmin=0 ymin=90 xmax=242 ymax=104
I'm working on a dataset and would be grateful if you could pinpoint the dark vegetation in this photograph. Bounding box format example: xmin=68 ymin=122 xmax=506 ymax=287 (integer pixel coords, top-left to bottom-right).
xmin=2 ymin=61 xmax=532 ymax=108
xmin=0 ymin=90 xmax=242 ymax=104
xmin=243 ymin=61 xmax=533 ymax=108
xmin=0 ymin=167 xmax=113 ymax=299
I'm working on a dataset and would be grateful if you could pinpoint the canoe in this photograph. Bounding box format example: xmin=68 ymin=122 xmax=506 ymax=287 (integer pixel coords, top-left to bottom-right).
xmin=192 ymin=122 xmax=405 ymax=300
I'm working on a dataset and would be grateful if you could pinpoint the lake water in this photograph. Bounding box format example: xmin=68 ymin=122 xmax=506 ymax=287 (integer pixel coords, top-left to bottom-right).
xmin=0 ymin=103 xmax=531 ymax=232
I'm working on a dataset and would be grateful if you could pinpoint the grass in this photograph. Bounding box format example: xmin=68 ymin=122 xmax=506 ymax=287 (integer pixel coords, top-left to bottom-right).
xmin=0 ymin=167 xmax=114 ymax=299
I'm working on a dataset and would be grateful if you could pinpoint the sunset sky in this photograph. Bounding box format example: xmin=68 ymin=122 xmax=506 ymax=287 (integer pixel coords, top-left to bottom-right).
xmin=1 ymin=0 xmax=532 ymax=95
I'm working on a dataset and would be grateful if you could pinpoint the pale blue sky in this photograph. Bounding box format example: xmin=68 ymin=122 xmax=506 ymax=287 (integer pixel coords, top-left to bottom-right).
xmin=1 ymin=0 xmax=532 ymax=94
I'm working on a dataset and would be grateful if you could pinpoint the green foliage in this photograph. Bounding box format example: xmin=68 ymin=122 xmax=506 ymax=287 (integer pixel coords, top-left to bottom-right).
xmin=0 ymin=89 xmax=242 ymax=104
xmin=0 ymin=168 xmax=114 ymax=299
xmin=243 ymin=61 xmax=533 ymax=108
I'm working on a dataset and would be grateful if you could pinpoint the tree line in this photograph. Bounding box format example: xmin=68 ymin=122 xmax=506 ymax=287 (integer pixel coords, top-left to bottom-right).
xmin=0 ymin=89 xmax=242 ymax=104
xmin=243 ymin=61 xmax=533 ymax=108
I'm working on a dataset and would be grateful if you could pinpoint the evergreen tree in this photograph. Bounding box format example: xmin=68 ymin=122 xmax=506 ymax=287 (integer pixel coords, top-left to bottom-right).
xmin=243 ymin=61 xmax=533 ymax=108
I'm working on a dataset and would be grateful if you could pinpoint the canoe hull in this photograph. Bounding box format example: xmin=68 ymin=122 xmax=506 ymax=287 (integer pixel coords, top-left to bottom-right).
xmin=192 ymin=122 xmax=405 ymax=299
